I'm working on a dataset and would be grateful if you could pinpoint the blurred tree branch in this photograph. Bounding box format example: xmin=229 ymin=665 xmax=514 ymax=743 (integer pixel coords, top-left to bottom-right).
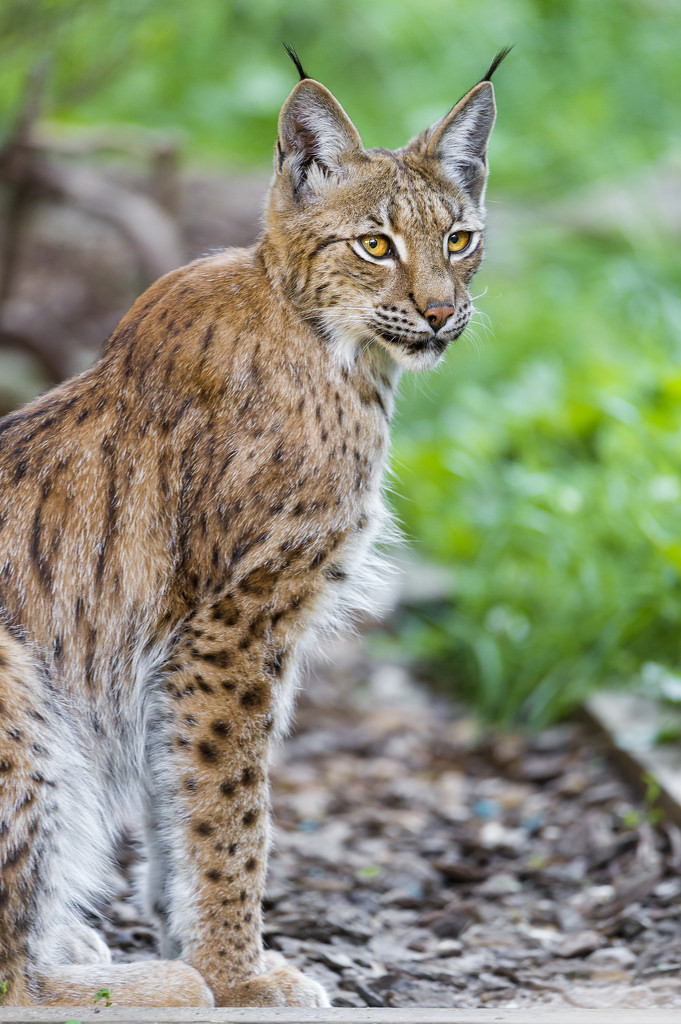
xmin=0 ymin=58 xmax=184 ymax=385
xmin=0 ymin=57 xmax=50 ymax=306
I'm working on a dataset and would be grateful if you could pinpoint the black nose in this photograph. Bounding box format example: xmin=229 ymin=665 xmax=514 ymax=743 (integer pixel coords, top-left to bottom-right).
xmin=425 ymin=302 xmax=455 ymax=330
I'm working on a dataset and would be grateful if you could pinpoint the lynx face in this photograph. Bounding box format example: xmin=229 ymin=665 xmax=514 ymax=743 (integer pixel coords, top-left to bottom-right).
xmin=266 ymin=72 xmax=497 ymax=371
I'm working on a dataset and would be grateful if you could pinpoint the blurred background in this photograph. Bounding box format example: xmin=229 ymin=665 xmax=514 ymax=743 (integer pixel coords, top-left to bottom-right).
xmin=1 ymin=0 xmax=680 ymax=726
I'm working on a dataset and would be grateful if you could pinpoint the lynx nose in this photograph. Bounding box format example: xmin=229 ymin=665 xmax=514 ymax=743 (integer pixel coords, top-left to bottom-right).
xmin=424 ymin=302 xmax=455 ymax=330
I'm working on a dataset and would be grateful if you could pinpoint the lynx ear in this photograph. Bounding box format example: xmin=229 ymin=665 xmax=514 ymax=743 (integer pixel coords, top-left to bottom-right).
xmin=276 ymin=79 xmax=362 ymax=193
xmin=413 ymin=81 xmax=497 ymax=202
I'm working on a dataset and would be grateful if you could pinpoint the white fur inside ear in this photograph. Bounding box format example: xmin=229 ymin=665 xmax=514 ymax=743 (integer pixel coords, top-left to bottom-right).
xmin=294 ymin=104 xmax=356 ymax=169
xmin=304 ymin=162 xmax=332 ymax=195
xmin=279 ymin=81 xmax=362 ymax=187
xmin=439 ymin=94 xmax=493 ymax=162
xmin=430 ymin=84 xmax=496 ymax=195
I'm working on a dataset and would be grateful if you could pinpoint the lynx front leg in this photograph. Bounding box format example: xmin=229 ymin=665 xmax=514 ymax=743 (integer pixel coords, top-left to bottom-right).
xmin=150 ymin=611 xmax=328 ymax=1007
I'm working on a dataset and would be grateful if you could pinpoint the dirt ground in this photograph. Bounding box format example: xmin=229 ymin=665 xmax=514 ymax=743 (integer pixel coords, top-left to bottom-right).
xmin=93 ymin=630 xmax=681 ymax=1010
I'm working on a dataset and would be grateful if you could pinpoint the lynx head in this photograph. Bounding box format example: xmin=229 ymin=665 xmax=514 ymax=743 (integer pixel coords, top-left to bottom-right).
xmin=264 ymin=49 xmax=509 ymax=371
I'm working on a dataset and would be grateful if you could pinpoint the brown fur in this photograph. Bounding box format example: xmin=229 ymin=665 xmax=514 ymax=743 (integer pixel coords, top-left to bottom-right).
xmin=0 ymin=63 xmax=500 ymax=1006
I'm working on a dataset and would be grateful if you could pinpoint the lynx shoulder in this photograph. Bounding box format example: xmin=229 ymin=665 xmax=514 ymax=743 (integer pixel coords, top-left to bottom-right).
xmin=0 ymin=51 xmax=506 ymax=1006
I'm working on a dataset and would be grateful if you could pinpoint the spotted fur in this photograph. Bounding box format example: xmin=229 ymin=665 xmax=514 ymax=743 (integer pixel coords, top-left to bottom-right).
xmin=0 ymin=57 xmax=503 ymax=1006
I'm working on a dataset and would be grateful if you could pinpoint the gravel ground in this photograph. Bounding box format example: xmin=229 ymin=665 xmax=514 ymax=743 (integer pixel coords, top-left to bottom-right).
xmin=91 ymin=635 xmax=681 ymax=1010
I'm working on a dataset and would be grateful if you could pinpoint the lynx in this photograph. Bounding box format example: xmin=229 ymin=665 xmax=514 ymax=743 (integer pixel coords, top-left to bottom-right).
xmin=0 ymin=49 xmax=506 ymax=1006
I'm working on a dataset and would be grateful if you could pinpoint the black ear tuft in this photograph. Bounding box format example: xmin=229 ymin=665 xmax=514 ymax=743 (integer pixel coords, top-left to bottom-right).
xmin=283 ymin=43 xmax=310 ymax=81
xmin=479 ymin=45 xmax=513 ymax=84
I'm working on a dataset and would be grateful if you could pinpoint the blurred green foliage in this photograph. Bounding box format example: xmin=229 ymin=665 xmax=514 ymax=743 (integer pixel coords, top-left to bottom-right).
xmin=1 ymin=0 xmax=680 ymax=723
xmin=0 ymin=0 xmax=678 ymax=194
xmin=392 ymin=230 xmax=681 ymax=724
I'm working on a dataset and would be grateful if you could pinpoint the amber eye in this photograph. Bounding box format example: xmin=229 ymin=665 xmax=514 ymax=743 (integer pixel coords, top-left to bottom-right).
xmin=360 ymin=235 xmax=391 ymax=259
xmin=448 ymin=230 xmax=471 ymax=254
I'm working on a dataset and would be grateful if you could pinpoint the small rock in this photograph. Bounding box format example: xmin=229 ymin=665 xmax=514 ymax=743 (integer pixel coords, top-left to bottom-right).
xmin=555 ymin=905 xmax=588 ymax=934
xmin=379 ymin=886 xmax=425 ymax=908
xmin=316 ymin=949 xmax=357 ymax=972
xmin=554 ymin=770 xmax=590 ymax=796
xmin=571 ymin=884 xmax=617 ymax=915
xmin=332 ymin=994 xmax=367 ymax=1007
xmin=654 ymin=878 xmax=681 ymax=901
xmin=478 ymin=872 xmax=522 ymax=896
xmin=587 ymin=945 xmax=637 ymax=968
xmin=490 ymin=734 xmax=525 ymax=766
xmin=477 ymin=970 xmax=514 ymax=991
xmin=471 ymin=797 xmax=501 ymax=819
xmin=517 ymin=753 xmax=568 ymax=782
xmin=480 ymin=820 xmax=527 ymax=851
xmin=555 ymin=930 xmax=603 ymax=958
xmin=435 ymin=938 xmax=463 ymax=957
xmin=432 ymin=909 xmax=474 ymax=939
xmin=421 ymin=899 xmax=478 ymax=938
xmin=432 ymin=856 xmax=487 ymax=882
xmin=406 ymin=936 xmax=429 ymax=952
xmin=355 ymin=980 xmax=388 ymax=1007
xmin=527 ymin=725 xmax=575 ymax=753
xmin=584 ymin=781 xmax=624 ymax=806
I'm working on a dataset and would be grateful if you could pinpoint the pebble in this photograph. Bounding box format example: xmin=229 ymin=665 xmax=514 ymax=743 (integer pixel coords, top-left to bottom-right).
xmin=435 ymin=939 xmax=463 ymax=957
xmin=554 ymin=930 xmax=603 ymax=958
xmin=478 ymin=872 xmax=523 ymax=896
xmin=480 ymin=820 xmax=527 ymax=851
xmin=587 ymin=945 xmax=638 ymax=968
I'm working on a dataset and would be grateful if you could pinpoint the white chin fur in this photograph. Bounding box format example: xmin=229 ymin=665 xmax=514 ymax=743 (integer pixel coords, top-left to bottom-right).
xmin=321 ymin=314 xmax=446 ymax=373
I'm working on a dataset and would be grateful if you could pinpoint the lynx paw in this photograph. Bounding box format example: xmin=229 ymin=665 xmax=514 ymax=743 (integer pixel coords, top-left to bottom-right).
xmin=217 ymin=952 xmax=330 ymax=1007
